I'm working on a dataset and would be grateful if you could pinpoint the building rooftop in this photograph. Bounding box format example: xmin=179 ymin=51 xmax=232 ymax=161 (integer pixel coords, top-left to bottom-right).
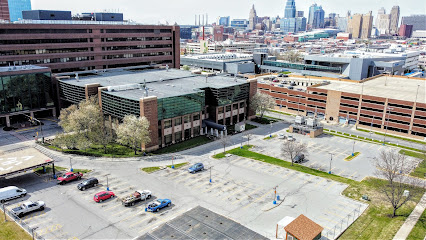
xmin=284 ymin=214 xmax=323 ymax=240
xmin=316 ymin=76 xmax=426 ymax=104
xmin=59 ymin=68 xmax=249 ymax=100
xmin=182 ymin=53 xmax=253 ymax=62
xmin=0 ymin=65 xmax=49 ymax=73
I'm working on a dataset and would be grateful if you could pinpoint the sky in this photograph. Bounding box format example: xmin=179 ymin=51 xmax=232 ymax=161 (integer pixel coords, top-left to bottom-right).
xmin=31 ymin=0 xmax=425 ymax=25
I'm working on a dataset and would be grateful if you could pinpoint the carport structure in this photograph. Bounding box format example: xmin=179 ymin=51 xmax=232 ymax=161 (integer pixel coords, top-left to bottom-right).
xmin=136 ymin=206 xmax=268 ymax=240
xmin=0 ymin=148 xmax=55 ymax=178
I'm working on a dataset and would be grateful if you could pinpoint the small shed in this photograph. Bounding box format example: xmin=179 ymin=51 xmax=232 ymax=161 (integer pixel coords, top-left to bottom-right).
xmin=284 ymin=214 xmax=324 ymax=240
xmin=276 ymin=216 xmax=296 ymax=239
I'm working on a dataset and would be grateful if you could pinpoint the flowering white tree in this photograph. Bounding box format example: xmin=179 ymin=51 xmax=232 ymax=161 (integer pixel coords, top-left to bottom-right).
xmin=116 ymin=115 xmax=151 ymax=155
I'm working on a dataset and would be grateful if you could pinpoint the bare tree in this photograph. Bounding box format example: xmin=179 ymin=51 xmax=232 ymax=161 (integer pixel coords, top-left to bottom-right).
xmin=243 ymin=132 xmax=253 ymax=146
xmin=250 ymin=92 xmax=275 ymax=121
xmin=219 ymin=134 xmax=231 ymax=153
xmin=281 ymin=140 xmax=308 ymax=166
xmin=277 ymin=51 xmax=302 ymax=63
xmin=374 ymin=150 xmax=423 ymax=217
xmin=116 ymin=115 xmax=151 ymax=155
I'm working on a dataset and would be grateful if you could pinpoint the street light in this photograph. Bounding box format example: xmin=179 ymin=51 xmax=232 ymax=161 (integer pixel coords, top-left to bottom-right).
xmin=171 ymin=155 xmax=174 ymax=169
xmin=328 ymin=153 xmax=333 ymax=174
xmin=383 ymin=107 xmax=393 ymax=145
xmin=209 ymin=166 xmax=212 ymax=183
xmin=273 ymin=186 xmax=278 ymax=204
xmin=106 ymin=175 xmax=110 ymax=191
xmin=69 ymin=157 xmax=73 ymax=172
xmin=352 ymin=141 xmax=356 ymax=156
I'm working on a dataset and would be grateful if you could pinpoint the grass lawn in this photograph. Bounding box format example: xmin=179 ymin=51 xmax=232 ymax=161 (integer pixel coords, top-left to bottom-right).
xmin=34 ymin=166 xmax=91 ymax=175
xmin=0 ymin=216 xmax=31 ymax=240
xmin=46 ymin=143 xmax=142 ymax=157
xmin=345 ymin=152 xmax=360 ymax=161
xmin=152 ymin=136 xmax=212 ymax=154
xmin=141 ymin=162 xmax=189 ymax=173
xmin=263 ymin=134 xmax=277 ymax=140
xmin=252 ymin=116 xmax=278 ymax=124
xmin=407 ymin=209 xmax=426 ymax=240
xmin=357 ymin=128 xmax=425 ymax=145
xmin=245 ymin=123 xmax=257 ymax=130
xmin=219 ymin=145 xmax=425 ymax=240
xmin=267 ymin=109 xmax=294 ymax=116
xmin=212 ymin=152 xmax=227 ymax=159
xmin=400 ymin=150 xmax=426 ymax=178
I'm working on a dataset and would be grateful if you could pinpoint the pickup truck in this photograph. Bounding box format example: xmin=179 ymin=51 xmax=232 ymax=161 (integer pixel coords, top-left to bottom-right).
xmin=12 ymin=201 xmax=45 ymax=217
xmin=57 ymin=172 xmax=83 ymax=185
xmin=122 ymin=190 xmax=152 ymax=207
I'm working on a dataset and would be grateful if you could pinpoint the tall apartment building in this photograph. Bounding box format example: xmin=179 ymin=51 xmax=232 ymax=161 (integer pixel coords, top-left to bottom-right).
xmin=7 ymin=0 xmax=31 ymax=22
xmin=390 ymin=6 xmax=400 ymax=34
xmin=401 ymin=15 xmax=426 ymax=31
xmin=248 ymin=4 xmax=257 ymax=30
xmin=376 ymin=14 xmax=391 ymax=35
xmin=0 ymin=21 xmax=180 ymax=73
xmin=361 ymin=12 xmax=373 ymax=39
xmin=0 ymin=0 xmax=9 ymax=21
xmin=348 ymin=12 xmax=373 ymax=39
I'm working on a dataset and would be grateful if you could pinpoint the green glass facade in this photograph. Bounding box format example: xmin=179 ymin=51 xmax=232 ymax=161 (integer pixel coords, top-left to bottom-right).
xmin=101 ymin=92 xmax=140 ymax=119
xmin=0 ymin=72 xmax=54 ymax=114
xmin=157 ymin=92 xmax=205 ymax=121
xmin=204 ymin=84 xmax=250 ymax=107
xmin=263 ymin=60 xmax=342 ymax=73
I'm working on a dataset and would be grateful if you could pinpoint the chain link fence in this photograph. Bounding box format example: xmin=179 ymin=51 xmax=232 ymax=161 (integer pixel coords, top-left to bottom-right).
xmin=1 ymin=204 xmax=45 ymax=240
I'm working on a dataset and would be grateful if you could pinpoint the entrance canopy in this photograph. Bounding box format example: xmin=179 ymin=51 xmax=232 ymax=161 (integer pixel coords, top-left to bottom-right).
xmin=203 ymin=119 xmax=226 ymax=131
xmin=0 ymin=148 xmax=54 ymax=178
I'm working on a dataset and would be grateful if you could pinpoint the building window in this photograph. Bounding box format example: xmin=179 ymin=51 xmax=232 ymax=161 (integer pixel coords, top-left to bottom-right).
xmin=240 ymin=102 xmax=245 ymax=108
xmin=174 ymin=131 xmax=182 ymax=142
xmin=226 ymin=105 xmax=231 ymax=112
xmin=218 ymin=107 xmax=224 ymax=114
xmin=164 ymin=134 xmax=172 ymax=145
xmin=184 ymin=115 xmax=190 ymax=123
xmin=164 ymin=120 xmax=172 ymax=128
xmin=193 ymin=126 xmax=200 ymax=136
xmin=174 ymin=117 xmax=182 ymax=126
xmin=233 ymin=103 xmax=238 ymax=109
xmin=193 ymin=113 xmax=200 ymax=121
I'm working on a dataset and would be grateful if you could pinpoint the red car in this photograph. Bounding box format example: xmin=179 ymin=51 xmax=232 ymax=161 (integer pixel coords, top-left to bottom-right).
xmin=57 ymin=172 xmax=83 ymax=185
xmin=94 ymin=191 xmax=115 ymax=203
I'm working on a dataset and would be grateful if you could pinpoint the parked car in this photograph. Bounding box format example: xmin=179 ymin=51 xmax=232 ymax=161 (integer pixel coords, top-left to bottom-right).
xmin=147 ymin=199 xmax=171 ymax=212
xmin=281 ymin=80 xmax=288 ymax=84
xmin=290 ymin=82 xmax=297 ymax=86
xmin=11 ymin=201 xmax=45 ymax=217
xmin=77 ymin=177 xmax=98 ymax=191
xmin=0 ymin=186 xmax=27 ymax=203
xmin=122 ymin=190 xmax=151 ymax=207
xmin=277 ymin=84 xmax=284 ymax=87
xmin=293 ymin=154 xmax=305 ymax=163
xmin=287 ymin=135 xmax=295 ymax=141
xmin=282 ymin=74 xmax=289 ymax=78
xmin=272 ymin=79 xmax=279 ymax=82
xmin=188 ymin=163 xmax=204 ymax=173
xmin=57 ymin=172 xmax=83 ymax=185
xmin=287 ymin=86 xmax=294 ymax=90
xmin=278 ymin=133 xmax=286 ymax=139
xmin=94 ymin=191 xmax=115 ymax=203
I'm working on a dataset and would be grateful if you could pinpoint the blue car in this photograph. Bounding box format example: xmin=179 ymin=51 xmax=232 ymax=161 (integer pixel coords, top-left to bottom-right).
xmin=147 ymin=199 xmax=171 ymax=212
xmin=188 ymin=163 xmax=204 ymax=173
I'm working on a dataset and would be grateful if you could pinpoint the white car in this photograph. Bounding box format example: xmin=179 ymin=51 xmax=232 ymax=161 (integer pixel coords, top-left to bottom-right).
xmin=287 ymin=135 xmax=295 ymax=141
xmin=278 ymin=133 xmax=286 ymax=139
xmin=12 ymin=201 xmax=45 ymax=217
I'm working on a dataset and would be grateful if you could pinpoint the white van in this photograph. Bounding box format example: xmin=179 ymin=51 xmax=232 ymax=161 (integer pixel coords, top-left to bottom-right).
xmin=0 ymin=186 xmax=27 ymax=203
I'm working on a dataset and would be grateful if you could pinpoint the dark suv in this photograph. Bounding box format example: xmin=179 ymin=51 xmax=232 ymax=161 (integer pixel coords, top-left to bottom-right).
xmin=293 ymin=154 xmax=305 ymax=163
xmin=77 ymin=177 xmax=99 ymax=191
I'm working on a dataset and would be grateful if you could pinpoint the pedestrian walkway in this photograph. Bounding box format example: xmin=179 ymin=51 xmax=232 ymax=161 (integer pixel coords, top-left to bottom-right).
xmin=393 ymin=192 xmax=426 ymax=240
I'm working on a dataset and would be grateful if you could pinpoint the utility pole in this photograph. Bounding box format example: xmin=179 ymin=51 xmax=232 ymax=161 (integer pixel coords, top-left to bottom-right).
xmin=352 ymin=140 xmax=356 ymax=156
xmin=329 ymin=153 xmax=333 ymax=174
xmin=383 ymin=107 xmax=393 ymax=145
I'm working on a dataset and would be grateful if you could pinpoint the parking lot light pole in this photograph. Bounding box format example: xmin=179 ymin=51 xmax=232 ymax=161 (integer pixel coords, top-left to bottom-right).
xmin=209 ymin=167 xmax=212 ymax=183
xmin=269 ymin=122 xmax=272 ymax=138
xmin=171 ymin=156 xmax=174 ymax=169
xmin=106 ymin=175 xmax=109 ymax=191
xmin=69 ymin=157 xmax=73 ymax=172
xmin=352 ymin=141 xmax=356 ymax=156
xmin=273 ymin=186 xmax=278 ymax=204
xmin=329 ymin=153 xmax=333 ymax=174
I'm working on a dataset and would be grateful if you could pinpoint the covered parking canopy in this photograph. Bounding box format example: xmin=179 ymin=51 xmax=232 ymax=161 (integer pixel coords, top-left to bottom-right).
xmin=0 ymin=148 xmax=55 ymax=178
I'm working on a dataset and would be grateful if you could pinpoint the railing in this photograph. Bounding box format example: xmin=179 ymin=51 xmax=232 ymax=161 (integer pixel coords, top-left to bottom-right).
xmin=1 ymin=204 xmax=45 ymax=240
xmin=263 ymin=60 xmax=342 ymax=73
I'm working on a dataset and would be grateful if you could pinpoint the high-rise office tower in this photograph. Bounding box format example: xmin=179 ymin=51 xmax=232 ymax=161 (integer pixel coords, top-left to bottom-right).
xmin=348 ymin=14 xmax=363 ymax=39
xmin=312 ymin=6 xmax=325 ymax=29
xmin=0 ymin=0 xmax=9 ymax=21
xmin=361 ymin=11 xmax=373 ymax=39
xmin=7 ymin=0 xmax=31 ymax=22
xmin=249 ymin=4 xmax=257 ymax=30
xmin=296 ymin=11 xmax=304 ymax=18
xmin=390 ymin=6 xmax=400 ymax=34
xmin=284 ymin=0 xmax=296 ymax=18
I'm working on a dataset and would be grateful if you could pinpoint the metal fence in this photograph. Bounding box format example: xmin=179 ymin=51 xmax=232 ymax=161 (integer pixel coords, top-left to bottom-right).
xmin=324 ymin=205 xmax=362 ymax=240
xmin=1 ymin=204 xmax=45 ymax=240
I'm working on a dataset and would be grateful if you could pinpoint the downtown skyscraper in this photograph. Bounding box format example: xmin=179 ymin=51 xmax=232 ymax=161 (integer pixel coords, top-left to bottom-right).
xmin=390 ymin=6 xmax=400 ymax=34
xmin=281 ymin=0 xmax=306 ymax=34
xmin=284 ymin=0 xmax=296 ymax=18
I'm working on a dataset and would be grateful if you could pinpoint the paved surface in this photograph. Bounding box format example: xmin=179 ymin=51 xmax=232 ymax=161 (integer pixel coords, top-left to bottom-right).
xmin=393 ymin=192 xmax=426 ymax=240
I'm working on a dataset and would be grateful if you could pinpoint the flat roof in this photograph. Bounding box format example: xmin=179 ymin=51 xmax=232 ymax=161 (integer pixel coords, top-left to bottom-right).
xmin=316 ymin=76 xmax=426 ymax=104
xmin=0 ymin=148 xmax=54 ymax=177
xmin=136 ymin=206 xmax=267 ymax=240
xmin=60 ymin=69 xmax=249 ymax=100
xmin=0 ymin=65 xmax=49 ymax=73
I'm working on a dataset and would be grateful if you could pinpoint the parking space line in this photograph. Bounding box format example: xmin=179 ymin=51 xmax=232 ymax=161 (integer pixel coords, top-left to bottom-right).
xmin=170 ymin=171 xmax=188 ymax=179
xmin=119 ymin=209 xmax=145 ymax=223
xmin=201 ymin=181 xmax=224 ymax=193
xmin=176 ymin=173 xmax=196 ymax=183
xmin=317 ymin=164 xmax=326 ymax=171
xmin=104 ymin=203 xmax=123 ymax=211
xmin=137 ymin=208 xmax=190 ymax=234
xmin=245 ymin=161 xmax=259 ymax=168
xmin=314 ymin=178 xmax=326 ymax=186
xmin=242 ymin=189 xmax=274 ymax=210
xmin=184 ymin=176 xmax=210 ymax=187
xmin=326 ymin=182 xmax=337 ymax=191
xmin=22 ymin=212 xmax=46 ymax=221
xmin=319 ymin=216 xmax=340 ymax=224
xmin=222 ymin=184 xmax=253 ymax=200
xmin=337 ymin=169 xmax=346 ymax=176
xmin=271 ymin=168 xmax=286 ymax=176
xmin=303 ymin=175 xmax=316 ymax=184
xmin=193 ymin=181 xmax=213 ymax=189
xmin=215 ymin=182 xmax=239 ymax=196
xmin=29 ymin=218 xmax=52 ymax=228
xmin=308 ymin=161 xmax=317 ymax=168
xmin=333 ymin=205 xmax=353 ymax=214
xmin=129 ymin=214 xmax=150 ymax=228
xmin=111 ymin=208 xmax=132 ymax=217
xmin=326 ymin=210 xmax=346 ymax=219
xmin=231 ymin=188 xmax=262 ymax=205
xmin=349 ymin=171 xmax=358 ymax=178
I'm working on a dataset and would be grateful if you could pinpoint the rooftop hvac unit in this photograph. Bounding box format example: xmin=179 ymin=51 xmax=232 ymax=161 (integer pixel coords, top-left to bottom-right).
xmin=295 ymin=116 xmax=305 ymax=124
xmin=306 ymin=118 xmax=317 ymax=127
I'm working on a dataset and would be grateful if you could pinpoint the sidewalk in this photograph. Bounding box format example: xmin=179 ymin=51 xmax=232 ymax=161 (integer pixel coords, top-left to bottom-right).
xmin=393 ymin=192 xmax=426 ymax=240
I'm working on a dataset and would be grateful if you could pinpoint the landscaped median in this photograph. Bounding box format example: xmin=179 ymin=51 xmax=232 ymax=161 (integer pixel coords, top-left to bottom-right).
xmin=213 ymin=145 xmax=426 ymax=239
xmin=141 ymin=162 xmax=189 ymax=173
xmin=345 ymin=152 xmax=360 ymax=161
xmin=263 ymin=134 xmax=277 ymax=140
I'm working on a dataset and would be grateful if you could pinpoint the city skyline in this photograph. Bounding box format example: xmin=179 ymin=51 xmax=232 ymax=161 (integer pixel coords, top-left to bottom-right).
xmin=31 ymin=0 xmax=424 ymax=25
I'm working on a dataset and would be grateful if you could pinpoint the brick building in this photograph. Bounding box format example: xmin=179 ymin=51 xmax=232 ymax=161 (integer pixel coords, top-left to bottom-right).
xmin=0 ymin=0 xmax=9 ymax=21
xmin=258 ymin=75 xmax=426 ymax=139
xmin=56 ymin=68 xmax=256 ymax=151
xmin=0 ymin=21 xmax=180 ymax=73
